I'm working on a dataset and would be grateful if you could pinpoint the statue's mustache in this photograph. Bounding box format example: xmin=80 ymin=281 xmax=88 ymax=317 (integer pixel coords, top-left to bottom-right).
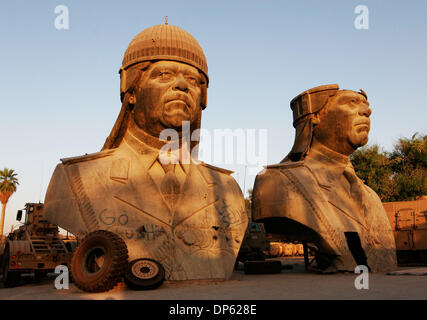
xmin=162 ymin=92 xmax=195 ymax=109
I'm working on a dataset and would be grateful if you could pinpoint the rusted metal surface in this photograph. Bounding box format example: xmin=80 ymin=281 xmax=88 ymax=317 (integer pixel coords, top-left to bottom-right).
xmin=383 ymin=198 xmax=427 ymax=265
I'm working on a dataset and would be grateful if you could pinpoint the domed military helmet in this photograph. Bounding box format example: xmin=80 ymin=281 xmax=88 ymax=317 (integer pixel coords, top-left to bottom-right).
xmin=120 ymin=23 xmax=209 ymax=91
xmin=103 ymin=23 xmax=209 ymax=150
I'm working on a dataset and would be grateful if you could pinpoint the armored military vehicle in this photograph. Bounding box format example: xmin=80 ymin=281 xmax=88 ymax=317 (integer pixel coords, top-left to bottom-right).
xmin=1 ymin=203 xmax=75 ymax=287
xmin=384 ymin=197 xmax=427 ymax=265
xmin=235 ymin=222 xmax=282 ymax=274
xmin=236 ymin=222 xmax=269 ymax=263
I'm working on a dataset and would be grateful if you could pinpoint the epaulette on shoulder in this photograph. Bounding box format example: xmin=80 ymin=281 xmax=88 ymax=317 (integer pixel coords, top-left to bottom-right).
xmin=60 ymin=149 xmax=115 ymax=165
xmin=199 ymin=162 xmax=234 ymax=175
xmin=266 ymin=160 xmax=305 ymax=169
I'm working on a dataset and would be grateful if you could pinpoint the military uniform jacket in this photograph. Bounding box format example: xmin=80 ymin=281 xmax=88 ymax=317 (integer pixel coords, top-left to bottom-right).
xmin=252 ymin=142 xmax=397 ymax=272
xmin=44 ymin=129 xmax=248 ymax=280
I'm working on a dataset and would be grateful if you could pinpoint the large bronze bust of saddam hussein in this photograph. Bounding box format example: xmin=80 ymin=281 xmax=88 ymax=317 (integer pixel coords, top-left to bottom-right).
xmin=253 ymin=84 xmax=397 ymax=273
xmin=43 ymin=23 xmax=248 ymax=292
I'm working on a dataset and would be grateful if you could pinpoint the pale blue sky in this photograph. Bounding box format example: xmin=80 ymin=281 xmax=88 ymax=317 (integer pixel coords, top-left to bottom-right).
xmin=1 ymin=1 xmax=426 ymax=232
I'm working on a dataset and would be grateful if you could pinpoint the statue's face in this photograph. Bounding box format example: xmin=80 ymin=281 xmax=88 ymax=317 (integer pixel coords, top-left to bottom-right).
xmin=314 ymin=90 xmax=372 ymax=155
xmin=132 ymin=60 xmax=202 ymax=137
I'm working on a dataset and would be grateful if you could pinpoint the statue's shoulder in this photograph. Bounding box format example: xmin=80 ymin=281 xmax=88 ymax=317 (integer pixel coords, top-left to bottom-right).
xmin=362 ymin=181 xmax=383 ymax=204
xmin=254 ymin=160 xmax=306 ymax=181
xmin=196 ymin=162 xmax=241 ymax=197
xmin=60 ymin=149 xmax=116 ymax=166
xmin=265 ymin=160 xmax=305 ymax=170
xmin=254 ymin=159 xmax=315 ymax=195
xmin=197 ymin=161 xmax=234 ymax=176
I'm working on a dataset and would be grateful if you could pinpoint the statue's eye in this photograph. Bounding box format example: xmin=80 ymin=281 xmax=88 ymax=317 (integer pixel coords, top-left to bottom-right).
xmin=159 ymin=71 xmax=174 ymax=81
xmin=185 ymin=76 xmax=198 ymax=86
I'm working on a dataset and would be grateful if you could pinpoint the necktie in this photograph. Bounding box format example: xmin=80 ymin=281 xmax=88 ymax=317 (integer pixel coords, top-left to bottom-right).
xmin=343 ymin=165 xmax=382 ymax=251
xmin=343 ymin=165 xmax=367 ymax=219
xmin=160 ymin=163 xmax=181 ymax=211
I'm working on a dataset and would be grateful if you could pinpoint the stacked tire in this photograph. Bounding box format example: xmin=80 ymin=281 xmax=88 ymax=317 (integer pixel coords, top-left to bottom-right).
xmin=71 ymin=230 xmax=165 ymax=293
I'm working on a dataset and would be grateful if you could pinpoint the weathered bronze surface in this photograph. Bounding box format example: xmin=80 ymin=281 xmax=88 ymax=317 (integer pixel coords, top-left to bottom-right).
xmin=43 ymin=24 xmax=248 ymax=281
xmin=253 ymin=84 xmax=397 ymax=272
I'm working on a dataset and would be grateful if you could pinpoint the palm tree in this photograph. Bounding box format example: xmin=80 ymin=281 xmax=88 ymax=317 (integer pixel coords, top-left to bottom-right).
xmin=0 ymin=168 xmax=19 ymax=237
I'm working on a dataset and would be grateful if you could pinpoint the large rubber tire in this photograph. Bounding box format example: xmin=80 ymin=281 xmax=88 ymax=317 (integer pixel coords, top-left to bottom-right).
xmin=244 ymin=260 xmax=282 ymax=274
xmin=241 ymin=251 xmax=266 ymax=263
xmin=71 ymin=230 xmax=128 ymax=293
xmin=124 ymin=258 xmax=165 ymax=290
xmin=2 ymin=244 xmax=21 ymax=288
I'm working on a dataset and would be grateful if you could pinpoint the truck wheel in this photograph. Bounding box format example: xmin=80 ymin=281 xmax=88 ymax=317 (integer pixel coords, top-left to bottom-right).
xmin=124 ymin=258 xmax=165 ymax=290
xmin=3 ymin=270 xmax=21 ymax=288
xmin=244 ymin=260 xmax=282 ymax=274
xmin=2 ymin=245 xmax=21 ymax=288
xmin=34 ymin=270 xmax=48 ymax=282
xmin=71 ymin=230 xmax=128 ymax=293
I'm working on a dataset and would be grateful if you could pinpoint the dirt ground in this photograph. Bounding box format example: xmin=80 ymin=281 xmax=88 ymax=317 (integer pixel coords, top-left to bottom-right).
xmin=1 ymin=258 xmax=426 ymax=300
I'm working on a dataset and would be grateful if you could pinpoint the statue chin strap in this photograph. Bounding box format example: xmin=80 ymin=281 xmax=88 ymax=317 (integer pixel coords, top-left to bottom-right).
xmin=283 ymin=115 xmax=315 ymax=162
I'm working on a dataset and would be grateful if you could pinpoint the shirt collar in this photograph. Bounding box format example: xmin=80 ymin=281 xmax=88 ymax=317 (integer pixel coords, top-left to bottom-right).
xmin=308 ymin=139 xmax=350 ymax=167
xmin=304 ymin=140 xmax=353 ymax=187
xmin=122 ymin=123 xmax=191 ymax=174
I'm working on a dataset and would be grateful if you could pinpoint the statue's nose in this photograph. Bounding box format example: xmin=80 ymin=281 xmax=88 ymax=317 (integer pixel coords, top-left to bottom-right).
xmin=173 ymin=74 xmax=188 ymax=92
xmin=359 ymin=104 xmax=372 ymax=117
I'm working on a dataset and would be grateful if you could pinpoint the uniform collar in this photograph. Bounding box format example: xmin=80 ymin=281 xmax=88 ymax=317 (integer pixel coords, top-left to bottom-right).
xmin=122 ymin=122 xmax=191 ymax=174
xmin=309 ymin=139 xmax=350 ymax=166
xmin=305 ymin=139 xmax=353 ymax=187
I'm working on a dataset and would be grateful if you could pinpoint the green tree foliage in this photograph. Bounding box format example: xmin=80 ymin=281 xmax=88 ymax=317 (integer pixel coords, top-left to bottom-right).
xmin=351 ymin=133 xmax=427 ymax=202
xmin=351 ymin=145 xmax=395 ymax=201
xmin=389 ymin=133 xmax=427 ymax=200
xmin=0 ymin=168 xmax=19 ymax=236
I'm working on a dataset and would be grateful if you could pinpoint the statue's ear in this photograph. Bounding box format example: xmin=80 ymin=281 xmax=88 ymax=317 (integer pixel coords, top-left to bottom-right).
xmin=120 ymin=61 xmax=151 ymax=102
xmin=312 ymin=113 xmax=320 ymax=125
xmin=128 ymin=92 xmax=136 ymax=105
xmin=119 ymin=67 xmax=127 ymax=102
